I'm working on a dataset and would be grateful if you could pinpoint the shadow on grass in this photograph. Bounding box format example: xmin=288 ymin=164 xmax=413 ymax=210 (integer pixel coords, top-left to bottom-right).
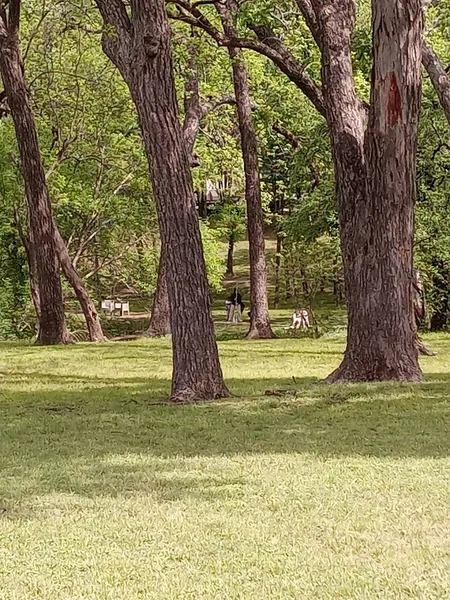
xmin=1 ymin=370 xmax=449 ymax=442
xmin=1 ymin=345 xmax=450 ymax=511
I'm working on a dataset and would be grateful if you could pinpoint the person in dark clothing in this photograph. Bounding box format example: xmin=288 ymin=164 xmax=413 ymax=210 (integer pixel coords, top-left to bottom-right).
xmin=226 ymin=287 xmax=245 ymax=321
xmin=228 ymin=287 xmax=244 ymax=311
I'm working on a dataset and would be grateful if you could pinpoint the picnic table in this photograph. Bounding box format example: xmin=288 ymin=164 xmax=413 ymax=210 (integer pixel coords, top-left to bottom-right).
xmin=101 ymin=299 xmax=130 ymax=317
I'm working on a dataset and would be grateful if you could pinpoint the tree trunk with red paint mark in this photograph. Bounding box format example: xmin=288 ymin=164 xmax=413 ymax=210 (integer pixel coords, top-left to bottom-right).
xmin=326 ymin=0 xmax=424 ymax=382
xmin=173 ymin=0 xmax=429 ymax=381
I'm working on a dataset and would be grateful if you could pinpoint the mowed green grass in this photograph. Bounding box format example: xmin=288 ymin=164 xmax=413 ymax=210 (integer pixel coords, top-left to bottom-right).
xmin=0 ymin=335 xmax=449 ymax=600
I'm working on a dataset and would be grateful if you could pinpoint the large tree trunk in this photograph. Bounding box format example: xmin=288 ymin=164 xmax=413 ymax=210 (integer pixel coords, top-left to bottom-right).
xmin=15 ymin=205 xmax=104 ymax=342
xmin=0 ymin=9 xmax=70 ymax=345
xmin=217 ymin=3 xmax=274 ymax=339
xmin=320 ymin=0 xmax=423 ymax=382
xmin=145 ymin=257 xmax=171 ymax=337
xmin=146 ymin=44 xmax=211 ymax=338
xmin=95 ymin=0 xmax=229 ymax=402
xmin=54 ymin=229 xmax=106 ymax=342
xmin=176 ymin=0 xmax=426 ymax=380
xmin=14 ymin=206 xmax=41 ymax=333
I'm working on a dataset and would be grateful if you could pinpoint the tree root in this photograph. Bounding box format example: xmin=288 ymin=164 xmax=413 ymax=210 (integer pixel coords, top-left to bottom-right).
xmin=264 ymin=389 xmax=298 ymax=397
xmin=416 ymin=337 xmax=436 ymax=357
xmin=169 ymin=385 xmax=232 ymax=404
xmin=246 ymin=326 xmax=276 ymax=340
xmin=324 ymin=357 xmax=424 ymax=384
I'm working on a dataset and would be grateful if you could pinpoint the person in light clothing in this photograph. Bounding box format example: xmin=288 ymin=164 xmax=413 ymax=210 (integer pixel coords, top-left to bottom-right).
xmin=290 ymin=309 xmax=310 ymax=330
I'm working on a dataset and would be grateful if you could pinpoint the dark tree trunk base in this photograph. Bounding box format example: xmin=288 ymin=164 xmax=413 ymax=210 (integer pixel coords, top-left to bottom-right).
xmin=169 ymin=383 xmax=232 ymax=404
xmin=36 ymin=330 xmax=73 ymax=346
xmin=325 ymin=354 xmax=424 ymax=384
xmin=144 ymin=327 xmax=171 ymax=338
xmin=145 ymin=259 xmax=171 ymax=338
xmin=246 ymin=323 xmax=276 ymax=340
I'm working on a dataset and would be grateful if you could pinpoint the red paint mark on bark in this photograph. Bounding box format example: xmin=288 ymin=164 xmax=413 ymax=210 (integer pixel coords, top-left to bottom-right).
xmin=387 ymin=73 xmax=402 ymax=126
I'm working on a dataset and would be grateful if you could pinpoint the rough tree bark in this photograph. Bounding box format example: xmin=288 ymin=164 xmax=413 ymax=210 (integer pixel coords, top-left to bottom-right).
xmin=16 ymin=207 xmax=105 ymax=343
xmin=322 ymin=0 xmax=423 ymax=382
xmin=169 ymin=0 xmax=432 ymax=381
xmin=54 ymin=229 xmax=106 ymax=342
xmin=0 ymin=1 xmax=70 ymax=345
xmin=146 ymin=43 xmax=235 ymax=337
xmin=12 ymin=151 xmax=105 ymax=343
xmin=145 ymin=255 xmax=171 ymax=336
xmin=146 ymin=43 xmax=199 ymax=338
xmin=14 ymin=206 xmax=41 ymax=333
xmin=94 ymin=0 xmax=229 ymax=402
xmin=217 ymin=0 xmax=274 ymax=339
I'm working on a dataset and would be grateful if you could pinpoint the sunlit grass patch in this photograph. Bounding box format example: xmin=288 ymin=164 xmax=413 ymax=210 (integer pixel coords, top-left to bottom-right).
xmin=0 ymin=335 xmax=449 ymax=599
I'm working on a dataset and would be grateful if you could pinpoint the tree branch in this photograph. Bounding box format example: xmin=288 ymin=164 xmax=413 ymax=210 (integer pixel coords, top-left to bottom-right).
xmin=93 ymin=0 xmax=132 ymax=64
xmin=181 ymin=39 xmax=236 ymax=165
xmin=23 ymin=5 xmax=51 ymax=62
xmin=272 ymin=121 xmax=320 ymax=189
xmin=200 ymin=93 xmax=236 ymax=118
xmin=169 ymin=0 xmax=225 ymax=43
xmin=113 ymin=171 xmax=134 ymax=195
xmin=72 ymin=227 xmax=103 ymax=270
xmin=45 ymin=136 xmax=77 ymax=181
xmin=422 ymin=41 xmax=450 ymax=127
xmin=247 ymin=23 xmax=325 ymax=116
xmin=167 ymin=0 xmax=326 ymax=116
xmin=293 ymin=0 xmax=321 ymax=48
xmin=84 ymin=236 xmax=145 ymax=281
xmin=272 ymin=122 xmax=299 ymax=148
xmin=94 ymin=0 xmax=131 ymax=32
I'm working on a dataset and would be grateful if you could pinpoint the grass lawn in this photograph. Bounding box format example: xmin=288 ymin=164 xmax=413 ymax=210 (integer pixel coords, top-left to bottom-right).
xmin=0 ymin=334 xmax=449 ymax=599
